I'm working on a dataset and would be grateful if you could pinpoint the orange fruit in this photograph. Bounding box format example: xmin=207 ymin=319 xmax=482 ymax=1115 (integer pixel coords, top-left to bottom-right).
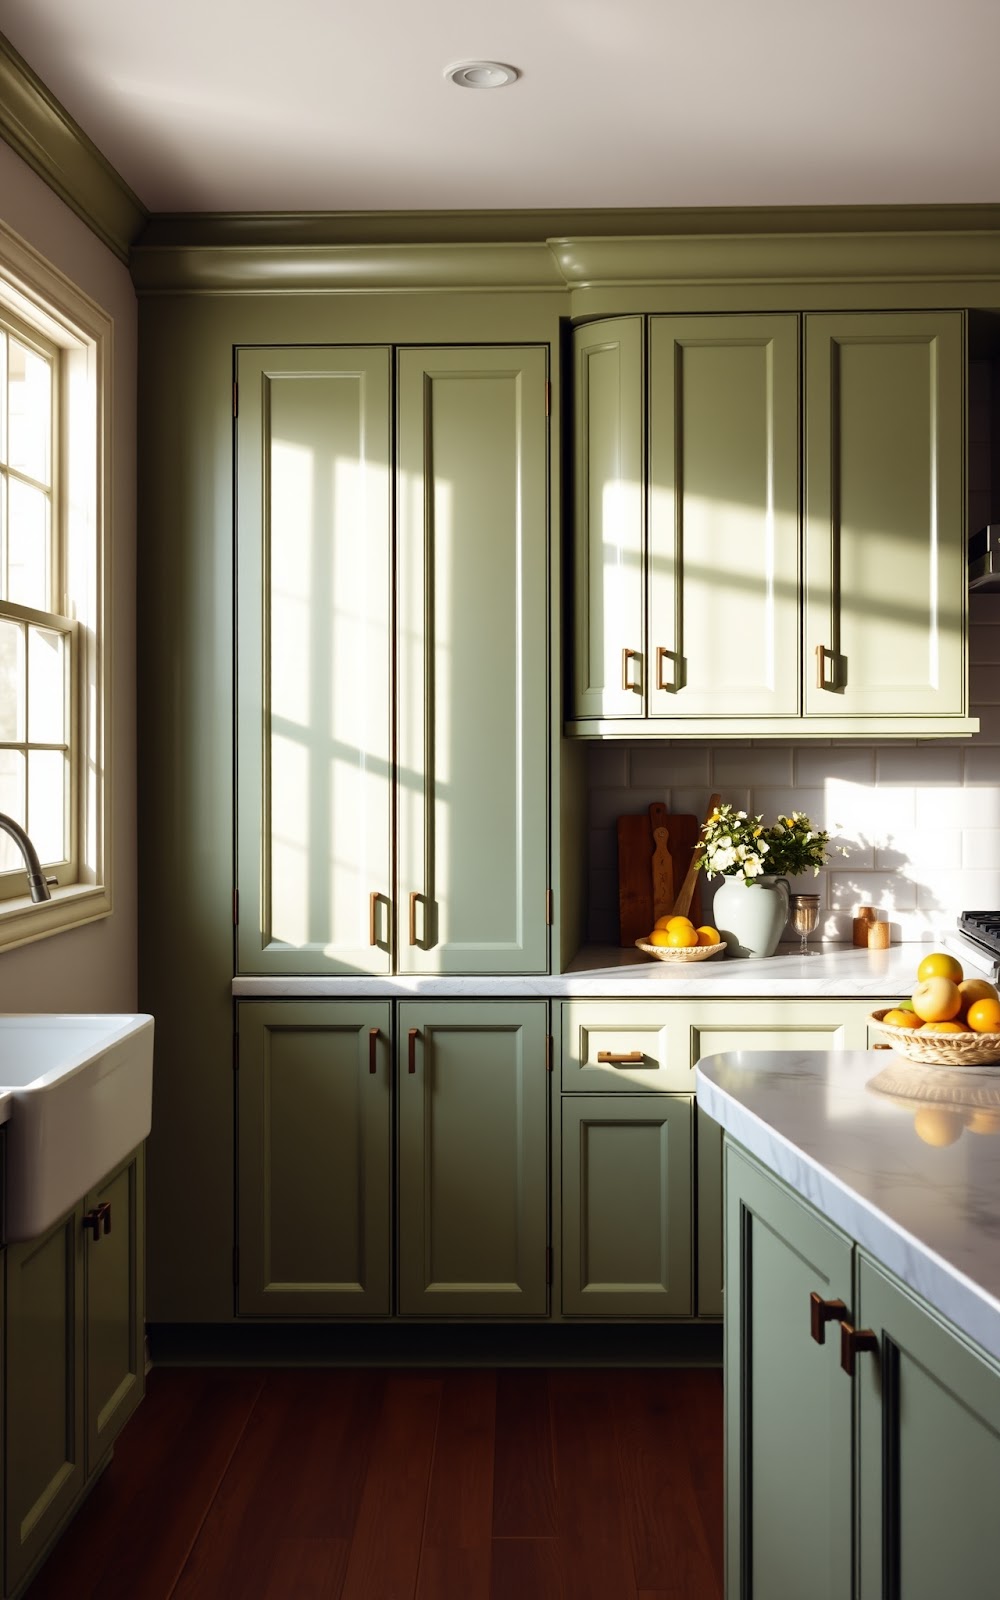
xmin=881 ymin=1009 xmax=921 ymax=1028
xmin=920 ymin=1020 xmax=970 ymax=1034
xmin=654 ymin=914 xmax=693 ymax=933
xmin=648 ymin=930 xmax=672 ymax=947
xmin=916 ymin=951 xmax=964 ymax=984
xmin=666 ymin=925 xmax=699 ymax=948
xmin=696 ymin=926 xmax=721 ymax=946
xmin=957 ymin=978 xmax=1000 ymax=1016
xmin=966 ymin=998 xmax=1000 ymax=1034
xmin=911 ymin=977 xmax=962 ymax=1023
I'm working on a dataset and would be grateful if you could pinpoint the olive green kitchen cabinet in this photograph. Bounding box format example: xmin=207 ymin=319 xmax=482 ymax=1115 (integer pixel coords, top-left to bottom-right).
xmin=236 ymin=1002 xmax=391 ymax=1317
xmin=236 ymin=344 xmax=549 ymax=980
xmin=725 ymin=1142 xmax=1000 ymax=1600
xmin=5 ymin=1146 xmax=144 ymax=1598
xmin=397 ymin=1001 xmax=549 ymax=1317
xmin=561 ymin=1095 xmax=693 ymax=1317
xmin=568 ymin=310 xmax=974 ymax=737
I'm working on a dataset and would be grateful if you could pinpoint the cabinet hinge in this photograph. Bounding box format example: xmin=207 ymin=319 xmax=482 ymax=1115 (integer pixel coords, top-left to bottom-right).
xmin=545 ymin=1033 xmax=552 ymax=1073
xmin=233 ymin=382 xmax=238 ymax=418
xmin=544 ymin=381 xmax=551 ymax=417
xmin=232 ymin=1246 xmax=239 ymax=1286
xmin=545 ymin=888 xmax=554 ymax=926
xmin=233 ymin=889 xmax=239 ymax=925
xmin=546 ymin=1246 xmax=553 ymax=1286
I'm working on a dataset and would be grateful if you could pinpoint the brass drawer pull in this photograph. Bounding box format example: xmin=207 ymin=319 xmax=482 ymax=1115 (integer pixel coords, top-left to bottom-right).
xmin=369 ymin=1027 xmax=379 ymax=1074
xmin=621 ymin=648 xmax=641 ymax=692
xmin=655 ymin=646 xmax=677 ymax=693
xmin=809 ymin=1292 xmax=847 ymax=1345
xmin=408 ymin=1027 xmax=419 ymax=1074
xmin=816 ymin=643 xmax=832 ymax=691
xmin=597 ymin=1050 xmax=645 ymax=1065
xmin=840 ymin=1321 xmax=878 ymax=1376
xmin=369 ymin=891 xmax=380 ymax=947
xmin=409 ymin=892 xmax=418 ymax=946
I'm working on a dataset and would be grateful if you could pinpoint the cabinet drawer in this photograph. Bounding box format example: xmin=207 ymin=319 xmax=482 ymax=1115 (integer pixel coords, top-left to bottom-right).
xmin=560 ymin=1001 xmax=689 ymax=1093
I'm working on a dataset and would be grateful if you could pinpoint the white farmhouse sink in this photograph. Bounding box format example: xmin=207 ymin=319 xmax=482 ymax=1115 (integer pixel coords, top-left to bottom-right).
xmin=0 ymin=1014 xmax=154 ymax=1242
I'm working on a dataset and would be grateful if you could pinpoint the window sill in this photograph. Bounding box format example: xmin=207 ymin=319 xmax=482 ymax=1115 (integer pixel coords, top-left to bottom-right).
xmin=0 ymin=884 xmax=111 ymax=955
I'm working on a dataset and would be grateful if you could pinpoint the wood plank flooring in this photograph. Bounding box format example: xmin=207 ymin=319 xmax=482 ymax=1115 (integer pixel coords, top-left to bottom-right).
xmin=24 ymin=1366 xmax=723 ymax=1600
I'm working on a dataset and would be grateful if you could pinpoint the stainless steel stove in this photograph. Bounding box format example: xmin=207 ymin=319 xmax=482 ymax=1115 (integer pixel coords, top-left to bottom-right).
xmin=953 ymin=912 xmax=1000 ymax=983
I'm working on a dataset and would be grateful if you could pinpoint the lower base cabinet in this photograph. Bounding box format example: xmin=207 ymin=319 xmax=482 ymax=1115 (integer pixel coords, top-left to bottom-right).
xmin=726 ymin=1141 xmax=1000 ymax=1600
xmin=4 ymin=1146 xmax=144 ymax=1598
xmin=237 ymin=999 xmax=549 ymax=1320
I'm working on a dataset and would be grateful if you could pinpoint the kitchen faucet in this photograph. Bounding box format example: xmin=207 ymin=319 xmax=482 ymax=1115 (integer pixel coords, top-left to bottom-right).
xmin=0 ymin=813 xmax=53 ymax=902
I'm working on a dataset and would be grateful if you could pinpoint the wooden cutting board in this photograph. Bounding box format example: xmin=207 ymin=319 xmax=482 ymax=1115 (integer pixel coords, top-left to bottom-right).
xmin=617 ymin=811 xmax=703 ymax=946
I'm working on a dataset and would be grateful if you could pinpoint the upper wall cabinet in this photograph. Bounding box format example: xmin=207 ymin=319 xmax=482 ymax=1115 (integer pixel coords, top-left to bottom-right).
xmin=568 ymin=312 xmax=976 ymax=738
xmin=236 ymin=345 xmax=549 ymax=977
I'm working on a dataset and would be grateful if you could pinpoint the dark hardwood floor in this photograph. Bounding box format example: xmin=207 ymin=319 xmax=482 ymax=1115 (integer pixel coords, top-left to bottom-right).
xmin=24 ymin=1366 xmax=723 ymax=1600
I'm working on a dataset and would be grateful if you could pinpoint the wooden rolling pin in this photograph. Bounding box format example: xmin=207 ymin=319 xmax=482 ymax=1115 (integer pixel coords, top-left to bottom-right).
xmin=670 ymin=793 xmax=721 ymax=919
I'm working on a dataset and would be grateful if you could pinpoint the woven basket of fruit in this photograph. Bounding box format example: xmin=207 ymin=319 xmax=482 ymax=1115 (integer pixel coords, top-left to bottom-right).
xmin=870 ymin=952 xmax=1000 ymax=1067
xmin=635 ymin=913 xmax=727 ymax=963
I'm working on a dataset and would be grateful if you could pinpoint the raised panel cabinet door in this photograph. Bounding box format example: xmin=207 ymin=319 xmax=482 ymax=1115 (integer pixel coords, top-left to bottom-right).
xmin=561 ymin=1095 xmax=693 ymax=1318
xmin=237 ymin=1001 xmax=391 ymax=1316
xmin=85 ymin=1146 xmax=145 ymax=1474
xmin=648 ymin=315 xmax=800 ymax=719
xmin=571 ymin=317 xmax=645 ymax=718
xmin=236 ymin=348 xmax=392 ymax=975
xmin=804 ymin=312 xmax=965 ymax=720
xmin=397 ymin=1001 xmax=548 ymax=1317
xmin=560 ymin=999 xmax=691 ymax=1093
xmin=725 ymin=1144 xmax=854 ymax=1600
xmin=396 ymin=348 xmax=549 ymax=975
xmin=856 ymin=1254 xmax=1000 ymax=1600
xmin=5 ymin=1206 xmax=85 ymax=1595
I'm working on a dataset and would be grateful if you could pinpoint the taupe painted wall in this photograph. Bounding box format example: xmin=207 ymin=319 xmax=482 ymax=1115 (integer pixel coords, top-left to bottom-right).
xmin=0 ymin=141 xmax=137 ymax=1011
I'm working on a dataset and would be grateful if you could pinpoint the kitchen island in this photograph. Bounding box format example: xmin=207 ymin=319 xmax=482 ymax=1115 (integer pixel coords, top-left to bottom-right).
xmin=697 ymin=1048 xmax=1000 ymax=1600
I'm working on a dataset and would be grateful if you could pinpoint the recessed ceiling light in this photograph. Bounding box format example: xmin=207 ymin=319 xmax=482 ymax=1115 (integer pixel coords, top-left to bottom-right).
xmin=445 ymin=61 xmax=520 ymax=90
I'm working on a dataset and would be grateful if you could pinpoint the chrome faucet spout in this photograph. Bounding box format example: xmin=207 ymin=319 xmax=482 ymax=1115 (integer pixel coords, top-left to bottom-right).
xmin=0 ymin=813 xmax=52 ymax=902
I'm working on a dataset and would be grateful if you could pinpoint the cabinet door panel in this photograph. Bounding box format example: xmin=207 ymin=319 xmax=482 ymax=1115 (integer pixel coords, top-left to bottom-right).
xmin=238 ymin=1002 xmax=391 ymax=1316
xmin=398 ymin=1002 xmax=548 ymax=1316
xmin=560 ymin=999 xmax=690 ymax=1093
xmin=804 ymin=312 xmax=965 ymax=719
xmin=85 ymin=1148 xmax=144 ymax=1472
xmin=236 ymin=348 xmax=392 ymax=974
xmin=562 ymin=1096 xmax=692 ymax=1317
xmin=397 ymin=349 xmax=548 ymax=974
xmin=857 ymin=1254 xmax=1000 ymax=1600
xmin=571 ymin=318 xmax=645 ymax=718
xmin=648 ymin=315 xmax=799 ymax=718
xmin=725 ymin=1144 xmax=853 ymax=1600
xmin=5 ymin=1209 xmax=84 ymax=1594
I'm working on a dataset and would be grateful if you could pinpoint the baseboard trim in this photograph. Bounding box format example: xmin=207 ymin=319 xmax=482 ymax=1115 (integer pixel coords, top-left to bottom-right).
xmin=148 ymin=1319 xmax=723 ymax=1369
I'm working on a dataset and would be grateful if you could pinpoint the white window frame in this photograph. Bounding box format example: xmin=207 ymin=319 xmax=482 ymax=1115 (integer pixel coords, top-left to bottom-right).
xmin=0 ymin=216 xmax=111 ymax=950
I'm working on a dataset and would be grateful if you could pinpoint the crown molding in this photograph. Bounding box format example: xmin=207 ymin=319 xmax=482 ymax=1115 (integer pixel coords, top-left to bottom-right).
xmin=130 ymin=205 xmax=1000 ymax=295
xmin=0 ymin=31 xmax=147 ymax=263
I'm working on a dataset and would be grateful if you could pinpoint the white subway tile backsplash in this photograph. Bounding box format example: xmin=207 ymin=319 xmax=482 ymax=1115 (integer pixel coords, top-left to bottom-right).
xmin=629 ymin=745 xmax=712 ymax=789
xmin=970 ymin=595 xmax=1000 ymax=625
xmin=711 ymin=746 xmax=794 ymax=787
xmin=749 ymin=785 xmax=827 ymax=827
xmin=793 ymin=747 xmax=876 ymax=785
xmin=972 ymin=707 xmax=1000 ymax=744
xmin=962 ymin=829 xmax=1000 ymax=870
xmin=971 ymin=627 xmax=1000 ymax=667
xmin=876 ymin=746 xmax=964 ymax=785
xmin=916 ymin=785 xmax=1000 ymax=831
xmin=828 ymin=871 xmax=918 ymax=914
xmin=964 ymin=747 xmax=1000 ymax=785
xmin=878 ymin=829 xmax=962 ymax=872
xmin=586 ymin=744 xmax=631 ymax=787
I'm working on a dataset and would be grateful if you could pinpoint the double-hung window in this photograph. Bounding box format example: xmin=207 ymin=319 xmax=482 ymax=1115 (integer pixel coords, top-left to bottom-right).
xmin=0 ymin=216 xmax=111 ymax=948
xmin=0 ymin=311 xmax=76 ymax=894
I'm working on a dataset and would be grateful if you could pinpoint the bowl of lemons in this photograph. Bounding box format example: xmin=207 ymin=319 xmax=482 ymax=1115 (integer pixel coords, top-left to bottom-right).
xmin=635 ymin=915 xmax=727 ymax=963
xmin=871 ymin=951 xmax=1000 ymax=1067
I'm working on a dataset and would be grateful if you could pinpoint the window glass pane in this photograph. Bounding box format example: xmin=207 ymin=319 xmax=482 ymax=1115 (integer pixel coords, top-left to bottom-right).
xmin=0 ymin=749 xmax=25 ymax=872
xmin=27 ymin=625 xmax=65 ymax=744
xmin=0 ymin=618 xmax=25 ymax=741
xmin=27 ymin=749 xmax=65 ymax=864
xmin=8 ymin=338 xmax=51 ymax=485
xmin=7 ymin=478 xmax=50 ymax=610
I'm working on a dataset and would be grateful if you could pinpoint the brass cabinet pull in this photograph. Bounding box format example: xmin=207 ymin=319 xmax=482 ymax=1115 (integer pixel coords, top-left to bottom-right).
xmin=840 ymin=1321 xmax=879 ymax=1376
xmin=621 ymin=647 xmax=641 ymax=692
xmin=597 ymin=1050 xmax=644 ymax=1065
xmin=369 ymin=891 xmax=379 ymax=947
xmin=408 ymin=1027 xmax=419 ymax=1074
xmin=655 ymin=646 xmax=675 ymax=693
xmin=810 ymin=1291 xmax=847 ymax=1345
xmin=369 ymin=1027 xmax=379 ymax=1074
xmin=83 ymin=1201 xmax=112 ymax=1242
xmin=816 ymin=643 xmax=832 ymax=690
xmin=409 ymin=892 xmax=418 ymax=946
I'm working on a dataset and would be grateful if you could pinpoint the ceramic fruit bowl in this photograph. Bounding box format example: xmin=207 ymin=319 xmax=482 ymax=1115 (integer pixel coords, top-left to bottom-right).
xmin=635 ymin=939 xmax=728 ymax=964
xmin=869 ymin=1009 xmax=1000 ymax=1068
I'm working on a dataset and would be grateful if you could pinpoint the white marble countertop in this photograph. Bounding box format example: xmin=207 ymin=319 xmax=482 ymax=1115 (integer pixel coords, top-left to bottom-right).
xmin=232 ymin=942 xmax=919 ymax=998
xmin=697 ymin=1048 xmax=1000 ymax=1365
